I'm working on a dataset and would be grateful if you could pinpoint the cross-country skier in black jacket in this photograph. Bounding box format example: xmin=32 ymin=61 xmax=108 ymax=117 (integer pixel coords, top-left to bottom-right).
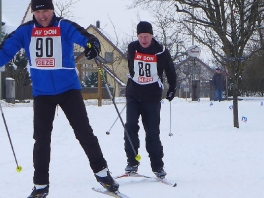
xmin=124 ymin=21 xmax=177 ymax=179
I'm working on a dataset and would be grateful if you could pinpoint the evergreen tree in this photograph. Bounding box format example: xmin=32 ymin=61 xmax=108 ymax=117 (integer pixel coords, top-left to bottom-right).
xmin=85 ymin=72 xmax=98 ymax=87
xmin=84 ymin=71 xmax=108 ymax=88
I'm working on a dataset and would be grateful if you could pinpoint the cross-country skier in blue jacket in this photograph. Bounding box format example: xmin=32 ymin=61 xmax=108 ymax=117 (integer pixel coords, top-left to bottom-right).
xmin=0 ymin=0 xmax=119 ymax=197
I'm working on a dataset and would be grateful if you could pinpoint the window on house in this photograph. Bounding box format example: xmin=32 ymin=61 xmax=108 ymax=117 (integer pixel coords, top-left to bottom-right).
xmin=105 ymin=52 xmax=114 ymax=63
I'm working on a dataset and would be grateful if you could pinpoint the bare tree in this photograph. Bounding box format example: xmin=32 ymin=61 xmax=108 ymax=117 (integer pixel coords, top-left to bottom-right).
xmin=130 ymin=0 xmax=264 ymax=128
xmin=146 ymin=3 xmax=188 ymax=91
xmin=53 ymin=0 xmax=80 ymax=19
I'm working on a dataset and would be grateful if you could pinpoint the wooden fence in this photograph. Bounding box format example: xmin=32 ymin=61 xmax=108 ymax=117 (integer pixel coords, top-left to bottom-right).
xmin=1 ymin=84 xmax=114 ymax=101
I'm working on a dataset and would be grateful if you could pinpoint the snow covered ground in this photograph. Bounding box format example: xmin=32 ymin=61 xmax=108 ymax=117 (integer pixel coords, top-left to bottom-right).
xmin=0 ymin=97 xmax=263 ymax=198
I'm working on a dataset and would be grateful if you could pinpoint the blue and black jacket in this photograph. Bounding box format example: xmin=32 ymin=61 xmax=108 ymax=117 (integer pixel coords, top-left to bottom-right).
xmin=0 ymin=14 xmax=96 ymax=97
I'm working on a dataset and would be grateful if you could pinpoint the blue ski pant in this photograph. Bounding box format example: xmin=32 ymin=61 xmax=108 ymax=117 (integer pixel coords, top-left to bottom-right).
xmin=214 ymin=89 xmax=223 ymax=101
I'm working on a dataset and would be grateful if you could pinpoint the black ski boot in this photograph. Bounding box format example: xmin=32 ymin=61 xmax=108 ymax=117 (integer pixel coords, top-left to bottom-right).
xmin=153 ymin=167 xmax=167 ymax=179
xmin=27 ymin=185 xmax=49 ymax=198
xmin=95 ymin=169 xmax=119 ymax=192
xmin=125 ymin=163 xmax=139 ymax=174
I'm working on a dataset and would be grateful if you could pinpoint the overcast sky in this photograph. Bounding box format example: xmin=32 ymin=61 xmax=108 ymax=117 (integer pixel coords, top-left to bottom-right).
xmin=71 ymin=0 xmax=152 ymax=41
xmin=69 ymin=0 xmax=211 ymax=62
xmin=1 ymin=0 xmax=210 ymax=63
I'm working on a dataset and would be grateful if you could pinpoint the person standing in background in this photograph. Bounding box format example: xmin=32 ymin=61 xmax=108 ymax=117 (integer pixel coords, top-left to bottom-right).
xmin=212 ymin=67 xmax=225 ymax=101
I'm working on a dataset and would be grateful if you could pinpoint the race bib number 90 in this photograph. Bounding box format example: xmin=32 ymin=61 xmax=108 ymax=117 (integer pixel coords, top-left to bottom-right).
xmin=30 ymin=27 xmax=62 ymax=68
xmin=35 ymin=38 xmax=54 ymax=57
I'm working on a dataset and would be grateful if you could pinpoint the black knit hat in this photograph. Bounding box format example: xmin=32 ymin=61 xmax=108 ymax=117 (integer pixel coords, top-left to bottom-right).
xmin=31 ymin=0 xmax=54 ymax=12
xmin=137 ymin=21 xmax=153 ymax=35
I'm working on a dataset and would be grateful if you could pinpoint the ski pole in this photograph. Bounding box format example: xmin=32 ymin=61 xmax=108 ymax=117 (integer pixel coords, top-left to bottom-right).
xmin=106 ymin=104 xmax=126 ymax=135
xmin=0 ymin=103 xmax=22 ymax=172
xmin=169 ymin=102 xmax=173 ymax=137
xmin=94 ymin=57 xmax=141 ymax=162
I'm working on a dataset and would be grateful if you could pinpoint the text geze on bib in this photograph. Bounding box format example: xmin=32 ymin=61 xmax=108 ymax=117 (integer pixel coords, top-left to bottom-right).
xmin=30 ymin=27 xmax=62 ymax=69
xmin=133 ymin=52 xmax=159 ymax=85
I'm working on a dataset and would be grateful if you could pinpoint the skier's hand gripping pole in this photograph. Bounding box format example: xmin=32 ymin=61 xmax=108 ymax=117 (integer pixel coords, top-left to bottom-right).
xmin=94 ymin=57 xmax=141 ymax=162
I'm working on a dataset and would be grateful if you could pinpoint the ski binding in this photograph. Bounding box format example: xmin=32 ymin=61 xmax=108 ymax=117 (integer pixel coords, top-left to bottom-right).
xmin=115 ymin=172 xmax=177 ymax=187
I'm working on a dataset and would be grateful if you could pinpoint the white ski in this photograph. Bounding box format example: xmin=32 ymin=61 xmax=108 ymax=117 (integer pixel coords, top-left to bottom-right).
xmin=114 ymin=172 xmax=177 ymax=187
xmin=92 ymin=187 xmax=130 ymax=198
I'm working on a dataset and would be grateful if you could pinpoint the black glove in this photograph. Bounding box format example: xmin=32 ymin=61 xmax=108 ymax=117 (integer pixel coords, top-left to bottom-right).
xmin=166 ymin=88 xmax=176 ymax=101
xmin=85 ymin=39 xmax=101 ymax=60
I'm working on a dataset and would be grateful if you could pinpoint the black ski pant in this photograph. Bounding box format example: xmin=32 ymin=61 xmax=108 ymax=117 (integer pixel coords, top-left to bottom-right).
xmin=124 ymin=95 xmax=164 ymax=172
xmin=33 ymin=89 xmax=107 ymax=185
